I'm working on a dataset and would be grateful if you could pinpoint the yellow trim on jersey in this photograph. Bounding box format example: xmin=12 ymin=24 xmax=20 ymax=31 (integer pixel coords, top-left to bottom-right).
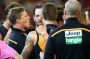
xmin=9 ymin=39 xmax=18 ymax=44
xmin=38 ymin=35 xmax=46 ymax=52
xmin=51 ymin=28 xmax=90 ymax=37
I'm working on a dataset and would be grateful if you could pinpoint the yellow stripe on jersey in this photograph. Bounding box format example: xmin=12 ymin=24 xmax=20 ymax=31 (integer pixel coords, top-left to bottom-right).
xmin=38 ymin=35 xmax=46 ymax=52
xmin=9 ymin=39 xmax=18 ymax=44
xmin=51 ymin=28 xmax=90 ymax=37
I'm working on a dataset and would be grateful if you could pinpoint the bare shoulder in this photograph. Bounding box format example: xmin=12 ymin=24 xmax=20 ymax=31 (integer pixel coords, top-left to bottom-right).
xmin=21 ymin=31 xmax=37 ymax=58
xmin=28 ymin=31 xmax=37 ymax=37
xmin=27 ymin=31 xmax=37 ymax=40
xmin=26 ymin=31 xmax=37 ymax=45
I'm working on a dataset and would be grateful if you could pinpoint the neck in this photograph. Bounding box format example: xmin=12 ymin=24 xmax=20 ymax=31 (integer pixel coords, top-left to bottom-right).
xmin=86 ymin=19 xmax=90 ymax=25
xmin=3 ymin=20 xmax=11 ymax=30
xmin=64 ymin=15 xmax=78 ymax=24
xmin=66 ymin=15 xmax=77 ymax=19
xmin=13 ymin=24 xmax=25 ymax=32
xmin=44 ymin=20 xmax=58 ymax=26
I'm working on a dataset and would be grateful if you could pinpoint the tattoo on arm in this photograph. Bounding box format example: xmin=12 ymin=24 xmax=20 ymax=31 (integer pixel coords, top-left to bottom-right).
xmin=21 ymin=33 xmax=34 ymax=59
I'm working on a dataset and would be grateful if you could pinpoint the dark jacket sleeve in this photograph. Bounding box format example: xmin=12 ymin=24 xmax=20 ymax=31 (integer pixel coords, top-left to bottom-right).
xmin=44 ymin=35 xmax=54 ymax=59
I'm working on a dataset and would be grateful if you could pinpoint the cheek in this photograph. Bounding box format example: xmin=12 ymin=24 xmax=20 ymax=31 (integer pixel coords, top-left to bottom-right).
xmin=19 ymin=20 xmax=25 ymax=24
xmin=34 ymin=19 xmax=38 ymax=23
xmin=34 ymin=17 xmax=36 ymax=22
xmin=26 ymin=20 xmax=30 ymax=25
xmin=20 ymin=18 xmax=26 ymax=23
xmin=22 ymin=19 xmax=29 ymax=25
xmin=42 ymin=20 xmax=45 ymax=24
xmin=24 ymin=21 xmax=30 ymax=28
xmin=34 ymin=17 xmax=39 ymax=21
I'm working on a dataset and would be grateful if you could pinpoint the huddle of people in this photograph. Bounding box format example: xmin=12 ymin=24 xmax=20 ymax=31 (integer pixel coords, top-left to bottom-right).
xmin=0 ymin=0 xmax=90 ymax=59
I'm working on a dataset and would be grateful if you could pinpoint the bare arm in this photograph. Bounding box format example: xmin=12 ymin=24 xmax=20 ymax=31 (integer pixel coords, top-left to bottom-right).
xmin=0 ymin=33 xmax=2 ymax=40
xmin=21 ymin=32 xmax=34 ymax=59
xmin=14 ymin=52 xmax=23 ymax=59
xmin=4 ymin=28 xmax=12 ymax=44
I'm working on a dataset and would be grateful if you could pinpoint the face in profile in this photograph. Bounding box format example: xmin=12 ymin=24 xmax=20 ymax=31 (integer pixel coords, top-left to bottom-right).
xmin=33 ymin=8 xmax=44 ymax=26
xmin=19 ymin=10 xmax=31 ymax=30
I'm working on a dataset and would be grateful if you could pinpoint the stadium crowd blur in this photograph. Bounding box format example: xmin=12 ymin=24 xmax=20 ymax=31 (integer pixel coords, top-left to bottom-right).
xmin=0 ymin=0 xmax=90 ymax=24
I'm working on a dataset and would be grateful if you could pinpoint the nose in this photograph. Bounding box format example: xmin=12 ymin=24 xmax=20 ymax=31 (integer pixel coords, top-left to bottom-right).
xmin=38 ymin=17 xmax=42 ymax=21
xmin=39 ymin=16 xmax=44 ymax=21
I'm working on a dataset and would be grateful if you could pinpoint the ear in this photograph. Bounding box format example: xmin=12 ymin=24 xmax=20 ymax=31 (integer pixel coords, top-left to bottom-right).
xmin=16 ymin=18 xmax=21 ymax=24
xmin=33 ymin=15 xmax=35 ymax=21
xmin=64 ymin=9 xmax=67 ymax=15
xmin=63 ymin=9 xmax=67 ymax=20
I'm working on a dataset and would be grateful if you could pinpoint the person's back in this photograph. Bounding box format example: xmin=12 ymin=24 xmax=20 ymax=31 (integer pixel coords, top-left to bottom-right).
xmin=42 ymin=3 xmax=58 ymax=34
xmin=47 ymin=17 xmax=90 ymax=59
xmin=44 ymin=0 xmax=90 ymax=59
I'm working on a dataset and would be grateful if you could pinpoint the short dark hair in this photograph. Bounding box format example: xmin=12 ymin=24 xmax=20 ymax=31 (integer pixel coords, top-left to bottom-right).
xmin=56 ymin=6 xmax=64 ymax=22
xmin=32 ymin=4 xmax=42 ymax=15
xmin=8 ymin=7 xmax=25 ymax=25
xmin=42 ymin=3 xmax=57 ymax=21
xmin=4 ymin=2 xmax=21 ymax=18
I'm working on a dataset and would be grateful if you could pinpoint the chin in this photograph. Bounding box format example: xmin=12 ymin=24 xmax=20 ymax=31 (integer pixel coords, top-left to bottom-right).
xmin=38 ymin=23 xmax=43 ymax=25
xmin=25 ymin=26 xmax=30 ymax=30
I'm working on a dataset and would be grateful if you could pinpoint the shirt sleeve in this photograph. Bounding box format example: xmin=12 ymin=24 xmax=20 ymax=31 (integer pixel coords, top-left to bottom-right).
xmin=0 ymin=40 xmax=17 ymax=59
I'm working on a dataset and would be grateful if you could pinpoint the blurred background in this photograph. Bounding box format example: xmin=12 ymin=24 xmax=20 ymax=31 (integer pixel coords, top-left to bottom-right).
xmin=0 ymin=0 xmax=90 ymax=24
